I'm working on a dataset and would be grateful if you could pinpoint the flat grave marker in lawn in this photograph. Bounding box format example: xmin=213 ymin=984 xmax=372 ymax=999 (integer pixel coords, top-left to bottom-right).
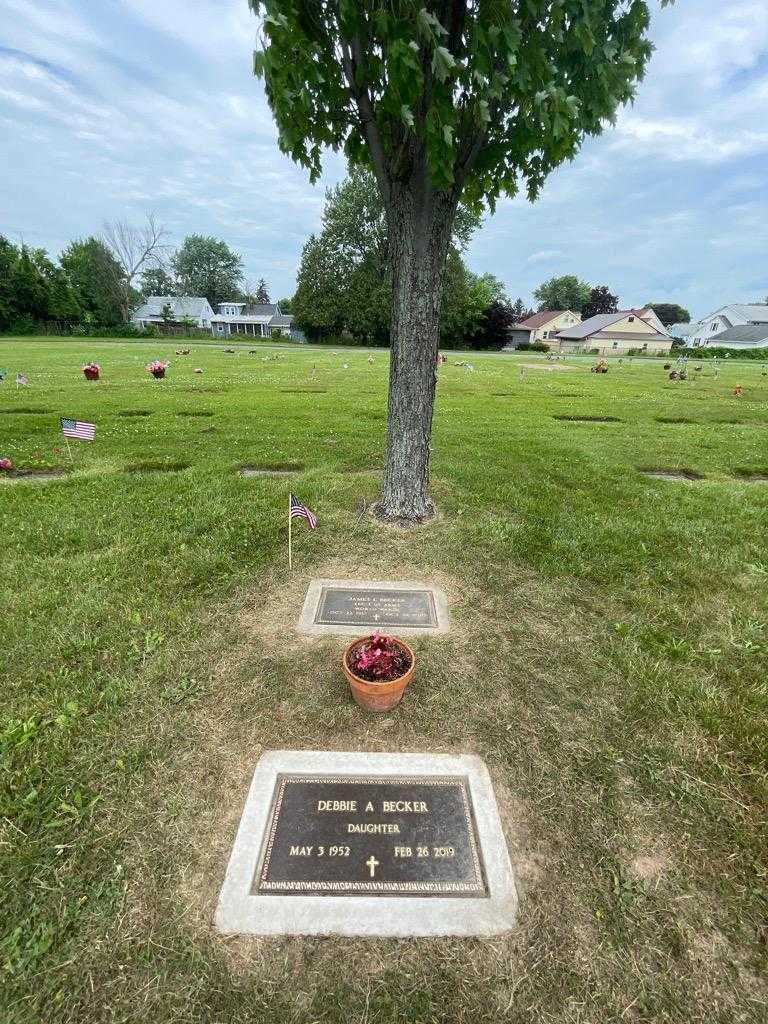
xmin=216 ymin=750 xmax=517 ymax=937
xmin=298 ymin=579 xmax=449 ymax=636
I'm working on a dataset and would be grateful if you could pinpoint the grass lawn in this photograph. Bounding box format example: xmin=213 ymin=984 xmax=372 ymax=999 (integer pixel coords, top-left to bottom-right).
xmin=1 ymin=337 xmax=767 ymax=1023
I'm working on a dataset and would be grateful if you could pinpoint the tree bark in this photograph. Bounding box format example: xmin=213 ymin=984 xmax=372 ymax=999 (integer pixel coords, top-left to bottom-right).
xmin=374 ymin=182 xmax=456 ymax=523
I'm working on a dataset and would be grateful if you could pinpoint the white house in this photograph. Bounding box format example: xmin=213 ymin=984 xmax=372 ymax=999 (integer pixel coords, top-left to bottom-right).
xmin=209 ymin=302 xmax=295 ymax=338
xmin=688 ymin=304 xmax=768 ymax=347
xmin=132 ymin=295 xmax=214 ymax=330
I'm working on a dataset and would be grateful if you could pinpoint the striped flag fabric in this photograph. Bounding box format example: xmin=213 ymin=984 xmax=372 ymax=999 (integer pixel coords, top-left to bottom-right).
xmin=60 ymin=417 xmax=96 ymax=441
xmin=290 ymin=493 xmax=317 ymax=529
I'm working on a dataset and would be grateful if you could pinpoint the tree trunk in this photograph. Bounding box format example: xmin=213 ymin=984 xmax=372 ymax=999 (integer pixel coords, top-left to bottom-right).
xmin=374 ymin=184 xmax=455 ymax=523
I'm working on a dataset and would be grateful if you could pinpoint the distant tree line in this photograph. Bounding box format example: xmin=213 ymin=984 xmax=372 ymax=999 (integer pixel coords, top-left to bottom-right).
xmin=0 ymin=217 xmax=276 ymax=336
xmin=532 ymin=274 xmax=691 ymax=326
xmin=2 ymin=211 xmax=693 ymax=346
xmin=290 ymin=170 xmax=534 ymax=350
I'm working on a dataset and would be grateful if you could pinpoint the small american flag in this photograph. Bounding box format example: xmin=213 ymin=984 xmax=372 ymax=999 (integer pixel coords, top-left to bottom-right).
xmin=290 ymin=493 xmax=317 ymax=529
xmin=61 ymin=417 xmax=96 ymax=441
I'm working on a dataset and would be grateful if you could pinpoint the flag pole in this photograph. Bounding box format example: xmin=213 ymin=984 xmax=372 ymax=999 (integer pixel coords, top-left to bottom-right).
xmin=64 ymin=437 xmax=74 ymax=463
xmin=288 ymin=493 xmax=293 ymax=571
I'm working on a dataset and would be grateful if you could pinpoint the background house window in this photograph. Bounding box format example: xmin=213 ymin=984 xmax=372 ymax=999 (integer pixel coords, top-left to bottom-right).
xmin=628 ymin=316 xmax=635 ymax=322
xmin=612 ymin=341 xmax=618 ymax=349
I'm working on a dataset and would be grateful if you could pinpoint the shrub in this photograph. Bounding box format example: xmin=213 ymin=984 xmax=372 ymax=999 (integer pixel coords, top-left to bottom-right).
xmin=679 ymin=346 xmax=768 ymax=360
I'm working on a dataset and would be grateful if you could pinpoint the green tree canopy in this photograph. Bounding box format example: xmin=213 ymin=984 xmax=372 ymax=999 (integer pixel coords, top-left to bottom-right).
xmin=646 ymin=302 xmax=691 ymax=326
xmin=171 ymin=235 xmax=244 ymax=310
xmin=509 ymin=298 xmax=535 ymax=323
xmin=582 ymin=284 xmax=619 ymax=319
xmin=0 ymin=236 xmax=82 ymax=329
xmin=292 ymin=168 xmax=482 ymax=344
xmin=60 ymin=237 xmax=125 ymax=326
xmin=250 ymin=0 xmax=672 ymax=520
xmin=140 ymin=265 xmax=177 ymax=298
xmin=534 ymin=274 xmax=591 ymax=313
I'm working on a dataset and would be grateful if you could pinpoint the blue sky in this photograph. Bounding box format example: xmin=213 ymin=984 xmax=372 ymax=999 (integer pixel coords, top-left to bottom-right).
xmin=1 ymin=1 xmax=766 ymax=319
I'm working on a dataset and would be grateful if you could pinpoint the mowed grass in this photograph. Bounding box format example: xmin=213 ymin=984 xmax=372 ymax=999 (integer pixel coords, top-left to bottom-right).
xmin=1 ymin=338 xmax=767 ymax=1024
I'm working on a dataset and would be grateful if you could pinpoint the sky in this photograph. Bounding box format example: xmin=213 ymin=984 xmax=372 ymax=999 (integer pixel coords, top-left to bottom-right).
xmin=0 ymin=1 xmax=766 ymax=320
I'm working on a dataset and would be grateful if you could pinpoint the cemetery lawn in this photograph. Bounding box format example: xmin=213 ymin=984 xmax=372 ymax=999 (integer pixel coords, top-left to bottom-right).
xmin=2 ymin=338 xmax=767 ymax=1024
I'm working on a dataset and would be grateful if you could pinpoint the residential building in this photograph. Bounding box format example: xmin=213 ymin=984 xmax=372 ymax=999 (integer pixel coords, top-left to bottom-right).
xmin=706 ymin=325 xmax=768 ymax=349
xmin=132 ymin=295 xmax=214 ymax=330
xmin=688 ymin=304 xmax=768 ymax=347
xmin=209 ymin=301 xmax=295 ymax=338
xmin=504 ymin=309 xmax=581 ymax=350
xmin=668 ymin=322 xmax=695 ymax=341
xmin=555 ymin=308 xmax=673 ymax=356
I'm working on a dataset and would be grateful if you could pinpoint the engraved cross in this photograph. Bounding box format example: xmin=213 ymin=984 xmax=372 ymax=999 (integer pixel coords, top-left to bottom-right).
xmin=366 ymin=855 xmax=380 ymax=878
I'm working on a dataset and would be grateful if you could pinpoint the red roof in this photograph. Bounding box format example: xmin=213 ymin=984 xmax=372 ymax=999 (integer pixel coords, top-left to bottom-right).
xmin=517 ymin=310 xmax=570 ymax=330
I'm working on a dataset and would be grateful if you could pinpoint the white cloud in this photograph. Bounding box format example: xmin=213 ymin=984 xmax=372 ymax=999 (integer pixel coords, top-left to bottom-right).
xmin=0 ymin=0 xmax=766 ymax=312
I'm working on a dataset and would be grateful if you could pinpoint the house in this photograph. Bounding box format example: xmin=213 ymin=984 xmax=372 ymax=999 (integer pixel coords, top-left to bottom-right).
xmin=688 ymin=304 xmax=768 ymax=347
xmin=706 ymin=325 xmax=768 ymax=349
xmin=209 ymin=302 xmax=295 ymax=338
xmin=132 ymin=295 xmax=214 ymax=331
xmin=668 ymin=322 xmax=695 ymax=341
xmin=504 ymin=309 xmax=581 ymax=350
xmin=555 ymin=308 xmax=673 ymax=356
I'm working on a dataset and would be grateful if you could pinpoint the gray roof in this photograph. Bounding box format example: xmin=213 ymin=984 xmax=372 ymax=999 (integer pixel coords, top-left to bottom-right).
xmin=133 ymin=295 xmax=210 ymax=319
xmin=728 ymin=304 xmax=768 ymax=324
xmin=557 ymin=309 xmax=669 ymax=340
xmin=710 ymin=325 xmax=768 ymax=345
xmin=242 ymin=303 xmax=279 ymax=316
xmin=270 ymin=313 xmax=293 ymax=326
xmin=669 ymin=322 xmax=695 ymax=336
xmin=556 ymin=312 xmax=629 ymax=338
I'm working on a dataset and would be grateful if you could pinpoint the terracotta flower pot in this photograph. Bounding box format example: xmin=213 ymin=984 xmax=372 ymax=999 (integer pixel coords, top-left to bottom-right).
xmin=83 ymin=368 xmax=99 ymax=380
xmin=342 ymin=636 xmax=415 ymax=712
xmin=151 ymin=368 xmax=166 ymax=379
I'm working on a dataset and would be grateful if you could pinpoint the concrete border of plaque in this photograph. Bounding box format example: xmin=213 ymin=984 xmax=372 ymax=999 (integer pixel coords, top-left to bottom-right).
xmin=297 ymin=579 xmax=450 ymax=636
xmin=215 ymin=750 xmax=517 ymax=937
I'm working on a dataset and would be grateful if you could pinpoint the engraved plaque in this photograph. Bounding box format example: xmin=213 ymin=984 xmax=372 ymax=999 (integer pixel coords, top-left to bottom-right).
xmin=314 ymin=587 xmax=438 ymax=629
xmin=254 ymin=775 xmax=487 ymax=896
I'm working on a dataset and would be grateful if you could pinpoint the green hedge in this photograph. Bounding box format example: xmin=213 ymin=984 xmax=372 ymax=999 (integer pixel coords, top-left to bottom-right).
xmin=679 ymin=345 xmax=768 ymax=360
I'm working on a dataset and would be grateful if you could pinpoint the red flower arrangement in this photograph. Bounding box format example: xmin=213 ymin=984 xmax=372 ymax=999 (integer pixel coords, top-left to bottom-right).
xmin=0 ymin=457 xmax=12 ymax=471
xmin=146 ymin=360 xmax=168 ymax=379
xmin=347 ymin=632 xmax=412 ymax=683
xmin=82 ymin=361 xmax=100 ymax=380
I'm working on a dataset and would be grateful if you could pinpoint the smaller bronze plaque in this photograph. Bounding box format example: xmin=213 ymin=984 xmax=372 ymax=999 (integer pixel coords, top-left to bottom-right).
xmin=254 ymin=775 xmax=487 ymax=896
xmin=315 ymin=587 xmax=438 ymax=629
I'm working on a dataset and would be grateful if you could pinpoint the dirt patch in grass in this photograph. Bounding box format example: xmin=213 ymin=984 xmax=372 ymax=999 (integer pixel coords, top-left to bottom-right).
xmin=656 ymin=417 xmax=696 ymax=425
xmin=0 ymin=406 xmax=51 ymax=414
xmin=554 ymin=414 xmax=622 ymax=423
xmin=732 ymin=469 xmax=768 ymax=482
xmin=83 ymin=533 xmax=768 ymax=1022
xmin=520 ymin=362 xmax=578 ymax=372
xmin=0 ymin=467 xmax=69 ymax=483
xmin=640 ymin=467 xmax=704 ymax=481
xmin=118 ymin=409 xmax=153 ymax=417
xmin=125 ymin=459 xmax=192 ymax=473
xmin=176 ymin=410 xmax=214 ymax=417
xmin=239 ymin=462 xmax=304 ymax=477
xmin=177 ymin=387 xmax=228 ymax=394
xmin=280 ymin=388 xmax=329 ymax=394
